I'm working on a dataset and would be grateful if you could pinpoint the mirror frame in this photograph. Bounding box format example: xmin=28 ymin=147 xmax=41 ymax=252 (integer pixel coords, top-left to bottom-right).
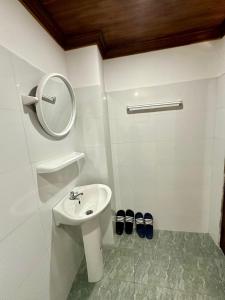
xmin=35 ymin=73 xmax=76 ymax=138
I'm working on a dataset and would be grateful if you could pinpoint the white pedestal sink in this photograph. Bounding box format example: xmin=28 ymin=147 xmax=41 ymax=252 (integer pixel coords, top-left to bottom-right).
xmin=53 ymin=184 xmax=112 ymax=282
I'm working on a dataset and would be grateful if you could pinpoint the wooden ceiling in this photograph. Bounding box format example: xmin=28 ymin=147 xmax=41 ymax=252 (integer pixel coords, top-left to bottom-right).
xmin=19 ymin=0 xmax=225 ymax=59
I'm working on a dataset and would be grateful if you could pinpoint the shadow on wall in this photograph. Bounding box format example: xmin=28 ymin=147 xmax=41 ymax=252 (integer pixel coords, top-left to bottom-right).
xmin=50 ymin=222 xmax=83 ymax=300
xmin=37 ymin=164 xmax=80 ymax=204
xmin=36 ymin=164 xmax=84 ymax=300
xmin=23 ymin=102 xmax=68 ymax=141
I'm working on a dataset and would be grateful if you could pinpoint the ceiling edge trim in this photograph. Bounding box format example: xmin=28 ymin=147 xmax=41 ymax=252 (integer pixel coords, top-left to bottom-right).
xmin=104 ymin=26 xmax=222 ymax=59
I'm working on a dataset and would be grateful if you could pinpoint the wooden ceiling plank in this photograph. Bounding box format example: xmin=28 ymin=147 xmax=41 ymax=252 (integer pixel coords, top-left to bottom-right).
xmin=18 ymin=0 xmax=225 ymax=58
xmin=104 ymin=26 xmax=221 ymax=59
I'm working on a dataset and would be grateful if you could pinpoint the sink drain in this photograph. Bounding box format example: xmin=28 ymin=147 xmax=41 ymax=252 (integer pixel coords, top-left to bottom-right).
xmin=86 ymin=210 xmax=93 ymax=215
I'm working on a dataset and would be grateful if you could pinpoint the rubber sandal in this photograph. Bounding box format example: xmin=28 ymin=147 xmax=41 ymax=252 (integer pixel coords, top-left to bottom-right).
xmin=116 ymin=210 xmax=125 ymax=235
xmin=135 ymin=212 xmax=145 ymax=238
xmin=144 ymin=212 xmax=153 ymax=239
xmin=125 ymin=209 xmax=134 ymax=234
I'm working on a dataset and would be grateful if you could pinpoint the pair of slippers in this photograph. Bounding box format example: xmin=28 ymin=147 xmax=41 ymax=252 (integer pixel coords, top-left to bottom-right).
xmin=116 ymin=210 xmax=153 ymax=239
xmin=116 ymin=209 xmax=134 ymax=235
xmin=135 ymin=212 xmax=153 ymax=239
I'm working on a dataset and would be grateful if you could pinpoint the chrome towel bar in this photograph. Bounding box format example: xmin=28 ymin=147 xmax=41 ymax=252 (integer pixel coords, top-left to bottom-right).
xmin=127 ymin=101 xmax=183 ymax=114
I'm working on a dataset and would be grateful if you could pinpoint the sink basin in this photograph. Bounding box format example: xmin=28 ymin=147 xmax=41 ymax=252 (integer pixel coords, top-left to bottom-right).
xmin=53 ymin=184 xmax=112 ymax=283
xmin=53 ymin=184 xmax=111 ymax=226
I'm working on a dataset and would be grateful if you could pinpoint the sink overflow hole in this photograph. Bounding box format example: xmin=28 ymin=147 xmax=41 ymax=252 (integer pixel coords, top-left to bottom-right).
xmin=86 ymin=210 xmax=93 ymax=215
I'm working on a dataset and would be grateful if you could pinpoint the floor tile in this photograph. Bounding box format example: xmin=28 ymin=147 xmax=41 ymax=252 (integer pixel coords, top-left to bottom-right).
xmin=67 ymin=230 xmax=225 ymax=300
xmin=134 ymin=284 xmax=216 ymax=300
xmin=68 ymin=279 xmax=134 ymax=300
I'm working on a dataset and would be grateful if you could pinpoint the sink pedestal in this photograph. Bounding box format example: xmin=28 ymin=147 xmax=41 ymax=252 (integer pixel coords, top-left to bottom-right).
xmin=53 ymin=184 xmax=112 ymax=282
xmin=81 ymin=217 xmax=103 ymax=282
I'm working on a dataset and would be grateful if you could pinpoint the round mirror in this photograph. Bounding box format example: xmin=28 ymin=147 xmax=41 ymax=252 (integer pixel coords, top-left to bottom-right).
xmin=35 ymin=73 xmax=76 ymax=137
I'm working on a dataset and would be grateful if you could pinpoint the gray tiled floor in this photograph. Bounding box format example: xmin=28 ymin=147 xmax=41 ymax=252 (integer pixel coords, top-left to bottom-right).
xmin=68 ymin=231 xmax=225 ymax=299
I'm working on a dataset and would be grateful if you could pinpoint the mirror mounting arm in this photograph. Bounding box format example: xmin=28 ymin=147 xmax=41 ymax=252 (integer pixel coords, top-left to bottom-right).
xmin=22 ymin=95 xmax=39 ymax=105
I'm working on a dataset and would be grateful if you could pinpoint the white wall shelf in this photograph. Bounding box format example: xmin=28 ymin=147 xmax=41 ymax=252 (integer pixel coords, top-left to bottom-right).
xmin=36 ymin=152 xmax=85 ymax=174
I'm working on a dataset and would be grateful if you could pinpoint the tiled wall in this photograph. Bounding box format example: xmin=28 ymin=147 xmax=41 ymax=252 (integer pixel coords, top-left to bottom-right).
xmin=75 ymin=86 xmax=109 ymax=185
xmin=75 ymin=86 xmax=114 ymax=244
xmin=0 ymin=34 xmax=223 ymax=299
xmin=209 ymin=73 xmax=225 ymax=244
xmin=0 ymin=44 xmax=111 ymax=299
xmin=108 ymin=78 xmax=216 ymax=232
xmin=0 ymin=43 xmax=84 ymax=300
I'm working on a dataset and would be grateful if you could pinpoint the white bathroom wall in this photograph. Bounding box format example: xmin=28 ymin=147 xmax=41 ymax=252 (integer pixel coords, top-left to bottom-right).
xmin=218 ymin=36 xmax=225 ymax=75
xmin=108 ymin=79 xmax=216 ymax=232
xmin=0 ymin=7 xmax=114 ymax=297
xmin=0 ymin=45 xmax=84 ymax=300
xmin=0 ymin=0 xmax=67 ymax=75
xmin=66 ymin=46 xmax=115 ymax=244
xmin=209 ymin=36 xmax=225 ymax=244
xmin=75 ymin=86 xmax=109 ymax=185
xmin=209 ymin=74 xmax=225 ymax=244
xmin=104 ymin=38 xmax=225 ymax=235
xmin=66 ymin=46 xmax=103 ymax=88
xmin=104 ymin=40 xmax=221 ymax=91
xmin=0 ymin=41 xmax=114 ymax=300
xmin=0 ymin=3 xmax=88 ymax=299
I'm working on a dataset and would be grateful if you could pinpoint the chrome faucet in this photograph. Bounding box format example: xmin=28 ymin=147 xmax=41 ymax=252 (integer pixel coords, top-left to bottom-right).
xmin=69 ymin=191 xmax=83 ymax=201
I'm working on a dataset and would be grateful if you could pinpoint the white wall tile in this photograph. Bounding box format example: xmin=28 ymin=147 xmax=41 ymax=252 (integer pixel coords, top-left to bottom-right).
xmin=0 ymin=213 xmax=47 ymax=297
xmin=174 ymin=139 xmax=213 ymax=164
xmin=49 ymin=224 xmax=83 ymax=300
xmin=116 ymin=164 xmax=136 ymax=210
xmin=14 ymin=254 xmax=49 ymax=300
xmin=109 ymin=116 xmax=157 ymax=144
xmin=214 ymin=108 xmax=225 ymax=139
xmin=77 ymin=116 xmax=105 ymax=147
xmin=108 ymin=78 xmax=216 ymax=232
xmin=0 ymin=166 xmax=38 ymax=240
xmin=74 ymin=86 xmax=113 ymax=248
xmin=76 ymin=86 xmax=103 ymax=118
xmin=156 ymin=164 xmax=175 ymax=188
xmin=36 ymin=163 xmax=80 ymax=250
xmin=216 ymin=74 xmax=225 ymax=109
xmin=20 ymin=104 xmax=76 ymax=163
xmin=104 ymin=42 xmax=219 ymax=92
xmin=155 ymin=112 xmax=176 ymax=141
xmin=79 ymin=145 xmax=108 ymax=185
xmin=156 ymin=141 xmax=175 ymax=163
xmin=209 ymin=138 xmax=225 ymax=243
xmin=0 ymin=47 xmax=20 ymax=111
xmin=175 ymin=110 xmax=214 ymax=140
xmin=173 ymin=162 xmax=209 ymax=189
xmin=113 ymin=142 xmax=157 ymax=168
xmin=209 ymin=73 xmax=225 ymax=244
xmin=0 ymin=46 xmax=88 ymax=300
xmin=12 ymin=54 xmax=44 ymax=98
xmin=107 ymin=79 xmax=215 ymax=120
xmin=0 ymin=110 xmax=30 ymax=173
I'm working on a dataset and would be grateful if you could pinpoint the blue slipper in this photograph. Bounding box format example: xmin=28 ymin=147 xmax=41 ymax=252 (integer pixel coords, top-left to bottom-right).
xmin=144 ymin=213 xmax=153 ymax=239
xmin=135 ymin=212 xmax=145 ymax=238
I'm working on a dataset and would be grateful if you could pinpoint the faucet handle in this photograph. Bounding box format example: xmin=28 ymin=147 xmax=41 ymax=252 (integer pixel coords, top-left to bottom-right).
xmin=69 ymin=191 xmax=82 ymax=200
xmin=69 ymin=191 xmax=76 ymax=200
